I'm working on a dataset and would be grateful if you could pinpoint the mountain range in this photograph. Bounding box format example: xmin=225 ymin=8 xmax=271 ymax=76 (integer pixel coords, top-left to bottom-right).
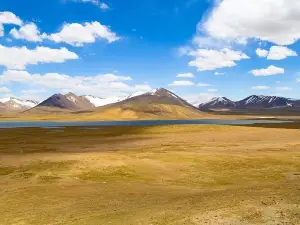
xmin=199 ymin=95 xmax=300 ymax=114
xmin=0 ymin=97 xmax=39 ymax=112
xmin=1 ymin=90 xmax=300 ymax=117
xmin=22 ymin=88 xmax=202 ymax=119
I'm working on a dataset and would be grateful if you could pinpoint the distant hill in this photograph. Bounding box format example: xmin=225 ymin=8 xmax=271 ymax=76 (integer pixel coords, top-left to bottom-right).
xmin=199 ymin=95 xmax=300 ymax=115
xmin=0 ymin=97 xmax=39 ymax=112
xmin=236 ymin=95 xmax=291 ymax=109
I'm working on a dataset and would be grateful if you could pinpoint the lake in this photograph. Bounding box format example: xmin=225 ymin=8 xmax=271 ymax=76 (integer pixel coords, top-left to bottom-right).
xmin=0 ymin=119 xmax=291 ymax=128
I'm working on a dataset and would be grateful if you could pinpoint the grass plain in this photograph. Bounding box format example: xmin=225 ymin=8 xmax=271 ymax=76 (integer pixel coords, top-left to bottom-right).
xmin=1 ymin=124 xmax=300 ymax=224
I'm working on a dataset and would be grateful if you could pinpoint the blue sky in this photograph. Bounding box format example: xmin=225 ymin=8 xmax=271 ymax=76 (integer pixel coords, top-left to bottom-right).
xmin=0 ymin=0 xmax=300 ymax=104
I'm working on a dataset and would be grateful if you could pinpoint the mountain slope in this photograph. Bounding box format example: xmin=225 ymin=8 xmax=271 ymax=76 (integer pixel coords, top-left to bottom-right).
xmin=25 ymin=93 xmax=94 ymax=114
xmin=236 ymin=95 xmax=291 ymax=109
xmin=0 ymin=101 xmax=5 ymax=112
xmin=199 ymin=97 xmax=236 ymax=110
xmin=0 ymin=97 xmax=39 ymax=112
xmin=199 ymin=95 xmax=300 ymax=115
xmin=89 ymin=88 xmax=203 ymax=119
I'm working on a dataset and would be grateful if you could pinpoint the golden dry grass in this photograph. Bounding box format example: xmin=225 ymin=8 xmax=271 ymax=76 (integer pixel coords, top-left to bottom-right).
xmin=0 ymin=104 xmax=256 ymax=121
xmin=1 ymin=124 xmax=300 ymax=224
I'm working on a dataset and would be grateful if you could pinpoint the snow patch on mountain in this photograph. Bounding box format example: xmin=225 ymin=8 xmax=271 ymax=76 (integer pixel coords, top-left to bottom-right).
xmin=0 ymin=97 xmax=39 ymax=108
xmin=83 ymin=95 xmax=122 ymax=107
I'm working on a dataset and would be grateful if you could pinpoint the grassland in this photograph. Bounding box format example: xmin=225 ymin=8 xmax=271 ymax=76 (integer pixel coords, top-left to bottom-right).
xmin=1 ymin=124 xmax=300 ymax=224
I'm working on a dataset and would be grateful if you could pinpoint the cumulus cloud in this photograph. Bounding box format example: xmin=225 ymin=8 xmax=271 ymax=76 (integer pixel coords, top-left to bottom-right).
xmin=0 ymin=70 xmax=151 ymax=97
xmin=0 ymin=86 xmax=10 ymax=93
xmin=202 ymin=0 xmax=300 ymax=45
xmin=197 ymin=83 xmax=210 ymax=87
xmin=252 ymin=86 xmax=270 ymax=90
xmin=47 ymin=22 xmax=119 ymax=46
xmin=0 ymin=11 xmax=23 ymax=36
xmin=267 ymin=46 xmax=297 ymax=60
xmin=176 ymin=73 xmax=194 ymax=78
xmin=0 ymin=45 xmax=78 ymax=69
xmin=250 ymin=65 xmax=284 ymax=76
xmin=256 ymin=48 xmax=269 ymax=58
xmin=256 ymin=46 xmax=297 ymax=60
xmin=168 ymin=80 xmax=194 ymax=86
xmin=187 ymin=48 xmax=249 ymax=71
xmin=10 ymin=23 xmax=46 ymax=42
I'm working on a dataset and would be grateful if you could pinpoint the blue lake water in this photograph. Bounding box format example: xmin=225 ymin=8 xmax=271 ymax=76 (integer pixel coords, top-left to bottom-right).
xmin=0 ymin=119 xmax=291 ymax=129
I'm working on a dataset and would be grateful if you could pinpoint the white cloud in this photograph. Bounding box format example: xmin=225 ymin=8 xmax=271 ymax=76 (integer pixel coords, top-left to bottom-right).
xmin=0 ymin=86 xmax=10 ymax=93
xmin=0 ymin=11 xmax=23 ymax=36
xmin=0 ymin=11 xmax=22 ymax=25
xmin=168 ymin=80 xmax=194 ymax=86
xmin=183 ymin=93 xmax=217 ymax=107
xmin=252 ymin=86 xmax=270 ymax=90
xmin=0 ymin=70 xmax=151 ymax=98
xmin=214 ymin=72 xmax=225 ymax=76
xmin=208 ymin=89 xmax=218 ymax=92
xmin=276 ymin=86 xmax=291 ymax=91
xmin=267 ymin=46 xmax=297 ymax=60
xmin=202 ymin=0 xmax=300 ymax=45
xmin=99 ymin=2 xmax=109 ymax=9
xmin=10 ymin=23 xmax=46 ymax=42
xmin=297 ymin=78 xmax=300 ymax=83
xmin=250 ymin=65 xmax=284 ymax=76
xmin=176 ymin=73 xmax=194 ymax=78
xmin=256 ymin=46 xmax=297 ymax=60
xmin=197 ymin=83 xmax=210 ymax=87
xmin=72 ymin=0 xmax=110 ymax=9
xmin=47 ymin=21 xmax=119 ymax=46
xmin=256 ymin=48 xmax=268 ymax=58
xmin=0 ymin=45 xmax=78 ymax=69
xmin=188 ymin=48 xmax=249 ymax=71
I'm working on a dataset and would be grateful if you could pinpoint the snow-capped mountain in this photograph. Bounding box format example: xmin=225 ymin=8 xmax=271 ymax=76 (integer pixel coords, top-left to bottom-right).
xmin=82 ymin=95 xmax=123 ymax=107
xmin=236 ymin=95 xmax=292 ymax=109
xmin=35 ymin=92 xmax=94 ymax=111
xmin=0 ymin=97 xmax=39 ymax=111
xmin=199 ymin=97 xmax=236 ymax=109
xmin=199 ymin=95 xmax=300 ymax=110
xmin=82 ymin=91 xmax=153 ymax=107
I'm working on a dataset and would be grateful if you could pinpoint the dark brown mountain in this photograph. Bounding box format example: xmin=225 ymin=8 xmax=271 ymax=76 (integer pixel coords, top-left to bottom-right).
xmin=25 ymin=92 xmax=95 ymax=113
xmin=236 ymin=95 xmax=291 ymax=109
xmin=199 ymin=95 xmax=300 ymax=115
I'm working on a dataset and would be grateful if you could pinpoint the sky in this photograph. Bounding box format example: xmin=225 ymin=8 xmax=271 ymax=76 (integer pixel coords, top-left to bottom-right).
xmin=0 ymin=0 xmax=300 ymax=104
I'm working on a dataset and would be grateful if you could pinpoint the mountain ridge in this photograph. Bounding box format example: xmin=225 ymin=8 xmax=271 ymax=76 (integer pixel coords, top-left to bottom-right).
xmin=200 ymin=95 xmax=300 ymax=111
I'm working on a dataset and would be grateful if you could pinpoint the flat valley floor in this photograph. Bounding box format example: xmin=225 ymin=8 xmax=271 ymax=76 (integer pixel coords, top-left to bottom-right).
xmin=1 ymin=124 xmax=300 ymax=224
